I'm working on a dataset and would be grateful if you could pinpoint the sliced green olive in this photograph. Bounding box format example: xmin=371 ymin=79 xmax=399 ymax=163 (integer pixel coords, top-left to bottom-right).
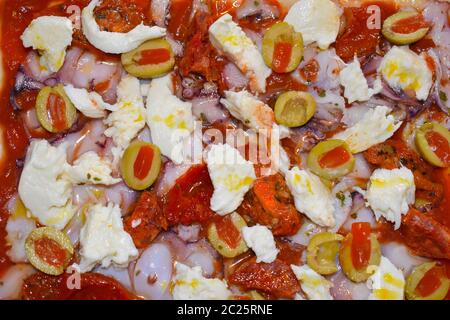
xmin=207 ymin=212 xmax=248 ymax=258
xmin=406 ymin=262 xmax=450 ymax=300
xmin=307 ymin=139 xmax=355 ymax=180
xmin=382 ymin=11 xmax=430 ymax=45
xmin=121 ymin=38 xmax=175 ymax=79
xmin=25 ymin=227 xmax=74 ymax=276
xmin=307 ymin=232 xmax=344 ymax=275
xmin=262 ymin=22 xmax=304 ymax=73
xmin=274 ymin=91 xmax=316 ymax=127
xmin=415 ymin=122 xmax=450 ymax=168
xmin=120 ymin=141 xmax=162 ymax=191
xmin=339 ymin=233 xmax=381 ymax=283
xmin=35 ymin=84 xmax=77 ymax=133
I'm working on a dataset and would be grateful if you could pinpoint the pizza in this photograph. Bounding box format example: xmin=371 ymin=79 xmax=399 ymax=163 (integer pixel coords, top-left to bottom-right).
xmin=0 ymin=0 xmax=449 ymax=300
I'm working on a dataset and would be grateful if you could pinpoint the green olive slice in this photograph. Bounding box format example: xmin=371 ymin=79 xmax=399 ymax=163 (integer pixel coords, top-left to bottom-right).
xmin=25 ymin=227 xmax=74 ymax=276
xmin=207 ymin=212 xmax=248 ymax=258
xmin=339 ymin=233 xmax=381 ymax=283
xmin=121 ymin=38 xmax=175 ymax=79
xmin=406 ymin=262 xmax=450 ymax=300
xmin=35 ymin=84 xmax=77 ymax=133
xmin=415 ymin=122 xmax=450 ymax=168
xmin=262 ymin=22 xmax=303 ymax=73
xmin=274 ymin=91 xmax=316 ymax=127
xmin=382 ymin=11 xmax=430 ymax=45
xmin=307 ymin=139 xmax=355 ymax=180
xmin=306 ymin=232 xmax=344 ymax=275
xmin=120 ymin=141 xmax=162 ymax=191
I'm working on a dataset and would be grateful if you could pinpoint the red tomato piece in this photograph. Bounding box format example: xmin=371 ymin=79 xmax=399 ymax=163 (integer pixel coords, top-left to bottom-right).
xmin=163 ymin=164 xmax=215 ymax=225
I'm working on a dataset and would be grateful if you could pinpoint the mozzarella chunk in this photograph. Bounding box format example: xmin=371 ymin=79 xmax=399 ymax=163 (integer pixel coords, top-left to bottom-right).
xmin=209 ymin=14 xmax=271 ymax=93
xmin=206 ymin=143 xmax=256 ymax=215
xmin=242 ymin=225 xmax=279 ymax=263
xmin=291 ymin=264 xmax=333 ymax=300
xmin=79 ymin=202 xmax=138 ymax=272
xmin=367 ymin=256 xmax=405 ymax=300
xmin=64 ymin=85 xmax=116 ymax=118
xmin=65 ymin=151 xmax=121 ymax=185
xmin=378 ymin=46 xmax=433 ymax=101
xmin=21 ymin=16 xmax=73 ymax=73
xmin=221 ymin=90 xmax=274 ymax=131
xmin=285 ymin=167 xmax=335 ymax=227
xmin=284 ymin=0 xmax=341 ymax=50
xmin=18 ymin=140 xmax=75 ymax=230
xmin=104 ymin=75 xmax=146 ymax=158
xmin=172 ymin=263 xmax=232 ymax=300
xmin=146 ymin=74 xmax=195 ymax=164
xmin=81 ymin=0 xmax=166 ymax=54
xmin=333 ymin=106 xmax=402 ymax=154
xmin=339 ymin=57 xmax=382 ymax=103
xmin=362 ymin=167 xmax=415 ymax=230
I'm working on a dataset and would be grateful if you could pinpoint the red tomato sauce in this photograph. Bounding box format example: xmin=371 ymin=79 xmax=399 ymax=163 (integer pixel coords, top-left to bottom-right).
xmin=319 ymin=146 xmax=351 ymax=169
xmin=133 ymin=145 xmax=154 ymax=180
xmin=167 ymin=0 xmax=193 ymax=41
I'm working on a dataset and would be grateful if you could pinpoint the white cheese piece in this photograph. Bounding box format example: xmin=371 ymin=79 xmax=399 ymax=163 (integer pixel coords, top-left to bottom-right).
xmin=242 ymin=225 xmax=279 ymax=263
xmin=291 ymin=264 xmax=333 ymax=300
xmin=104 ymin=75 xmax=146 ymax=159
xmin=172 ymin=262 xmax=232 ymax=300
xmin=65 ymin=151 xmax=121 ymax=185
xmin=209 ymin=14 xmax=271 ymax=93
xmin=367 ymin=256 xmax=405 ymax=300
xmin=6 ymin=216 xmax=36 ymax=263
xmin=78 ymin=202 xmax=138 ymax=272
xmin=146 ymin=74 xmax=194 ymax=164
xmin=339 ymin=57 xmax=382 ymax=103
xmin=362 ymin=167 xmax=415 ymax=230
xmin=64 ymin=85 xmax=116 ymax=118
xmin=285 ymin=167 xmax=335 ymax=227
xmin=18 ymin=140 xmax=75 ymax=230
xmin=221 ymin=90 xmax=274 ymax=131
xmin=21 ymin=16 xmax=73 ymax=73
xmin=81 ymin=0 xmax=166 ymax=54
xmin=206 ymin=143 xmax=256 ymax=215
xmin=333 ymin=105 xmax=402 ymax=153
xmin=378 ymin=46 xmax=433 ymax=101
xmin=284 ymin=0 xmax=341 ymax=50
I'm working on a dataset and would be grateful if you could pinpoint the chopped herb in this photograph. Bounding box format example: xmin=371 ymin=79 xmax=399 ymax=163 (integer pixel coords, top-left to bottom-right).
xmin=439 ymin=91 xmax=448 ymax=102
xmin=87 ymin=173 xmax=92 ymax=180
xmin=93 ymin=177 xmax=101 ymax=182
xmin=350 ymin=213 xmax=358 ymax=219
xmin=136 ymin=270 xmax=141 ymax=276
xmin=336 ymin=191 xmax=346 ymax=206
xmin=254 ymin=1 xmax=260 ymax=6
xmin=318 ymin=90 xmax=326 ymax=97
